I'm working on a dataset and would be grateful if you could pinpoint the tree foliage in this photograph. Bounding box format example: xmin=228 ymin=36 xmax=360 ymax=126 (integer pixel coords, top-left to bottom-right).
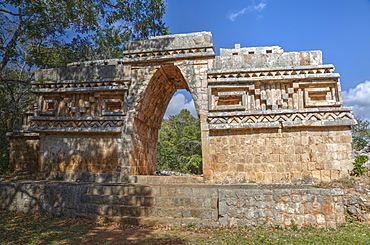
xmin=0 ymin=68 xmax=34 ymax=174
xmin=0 ymin=0 xmax=168 ymax=71
xmin=156 ymin=109 xmax=202 ymax=175
xmin=352 ymin=117 xmax=370 ymax=151
xmin=0 ymin=0 xmax=168 ymax=173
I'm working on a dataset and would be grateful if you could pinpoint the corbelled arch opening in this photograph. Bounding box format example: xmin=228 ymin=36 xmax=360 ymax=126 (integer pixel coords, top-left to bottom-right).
xmin=130 ymin=64 xmax=194 ymax=175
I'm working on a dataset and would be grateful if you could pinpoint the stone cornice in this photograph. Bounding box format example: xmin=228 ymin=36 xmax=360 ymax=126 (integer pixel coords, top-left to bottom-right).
xmin=208 ymin=107 xmax=356 ymax=130
xmin=28 ymin=116 xmax=124 ymax=133
xmin=208 ymin=65 xmax=338 ymax=83
xmin=31 ymin=79 xmax=130 ymax=93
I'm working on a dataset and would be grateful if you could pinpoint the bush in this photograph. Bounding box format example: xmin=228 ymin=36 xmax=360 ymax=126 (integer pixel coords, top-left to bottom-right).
xmin=351 ymin=155 xmax=368 ymax=176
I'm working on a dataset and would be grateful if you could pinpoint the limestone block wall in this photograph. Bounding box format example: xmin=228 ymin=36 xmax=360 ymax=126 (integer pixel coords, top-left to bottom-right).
xmin=39 ymin=134 xmax=122 ymax=182
xmin=8 ymin=132 xmax=40 ymax=173
xmin=219 ymin=187 xmax=345 ymax=228
xmin=208 ymin=126 xmax=353 ymax=184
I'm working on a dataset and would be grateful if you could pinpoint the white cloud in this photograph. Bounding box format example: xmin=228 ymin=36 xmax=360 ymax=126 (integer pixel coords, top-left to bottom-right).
xmin=164 ymin=93 xmax=198 ymax=119
xmin=342 ymin=80 xmax=370 ymax=120
xmin=227 ymin=1 xmax=267 ymax=21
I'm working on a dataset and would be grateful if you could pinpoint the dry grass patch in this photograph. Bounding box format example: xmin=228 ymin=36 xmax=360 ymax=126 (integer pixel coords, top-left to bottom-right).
xmin=2 ymin=210 xmax=370 ymax=244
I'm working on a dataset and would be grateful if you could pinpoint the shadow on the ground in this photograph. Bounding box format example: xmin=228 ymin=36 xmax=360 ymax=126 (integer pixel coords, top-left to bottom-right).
xmin=0 ymin=210 xmax=186 ymax=245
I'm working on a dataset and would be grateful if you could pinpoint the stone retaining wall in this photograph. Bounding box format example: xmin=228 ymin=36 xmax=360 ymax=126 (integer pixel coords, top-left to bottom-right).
xmin=219 ymin=187 xmax=344 ymax=228
xmin=0 ymin=181 xmax=345 ymax=228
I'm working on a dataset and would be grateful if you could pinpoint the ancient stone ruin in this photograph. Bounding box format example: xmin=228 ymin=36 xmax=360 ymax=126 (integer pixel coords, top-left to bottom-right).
xmin=8 ymin=31 xmax=356 ymax=184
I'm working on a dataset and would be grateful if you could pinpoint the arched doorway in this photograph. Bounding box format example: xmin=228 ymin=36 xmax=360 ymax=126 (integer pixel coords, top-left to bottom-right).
xmin=130 ymin=64 xmax=195 ymax=175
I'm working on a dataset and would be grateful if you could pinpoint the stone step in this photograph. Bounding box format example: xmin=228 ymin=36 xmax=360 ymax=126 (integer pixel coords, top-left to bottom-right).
xmin=83 ymin=195 xmax=218 ymax=209
xmin=85 ymin=185 xmax=218 ymax=198
xmin=86 ymin=214 xmax=220 ymax=227
xmin=129 ymin=175 xmax=204 ymax=185
xmin=83 ymin=195 xmax=155 ymax=206
xmin=82 ymin=204 xmax=219 ymax=220
xmin=86 ymin=185 xmax=155 ymax=196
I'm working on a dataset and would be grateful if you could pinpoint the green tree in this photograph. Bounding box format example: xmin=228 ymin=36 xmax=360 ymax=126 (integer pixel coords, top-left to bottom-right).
xmin=0 ymin=68 xmax=34 ymax=174
xmin=352 ymin=117 xmax=370 ymax=151
xmin=0 ymin=0 xmax=168 ymax=174
xmin=156 ymin=109 xmax=202 ymax=175
xmin=1 ymin=0 xmax=168 ymax=72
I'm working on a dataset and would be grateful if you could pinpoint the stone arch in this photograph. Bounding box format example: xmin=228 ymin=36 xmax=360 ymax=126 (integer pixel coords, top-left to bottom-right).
xmin=130 ymin=63 xmax=194 ymax=175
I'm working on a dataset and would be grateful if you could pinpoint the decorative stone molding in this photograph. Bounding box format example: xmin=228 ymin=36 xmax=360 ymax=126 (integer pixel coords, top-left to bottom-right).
xmin=208 ymin=65 xmax=336 ymax=82
xmin=209 ymin=81 xmax=342 ymax=112
xmin=208 ymin=108 xmax=356 ymax=130
xmin=122 ymin=46 xmax=215 ymax=62
xmin=28 ymin=116 xmax=124 ymax=133
xmin=31 ymin=79 xmax=130 ymax=93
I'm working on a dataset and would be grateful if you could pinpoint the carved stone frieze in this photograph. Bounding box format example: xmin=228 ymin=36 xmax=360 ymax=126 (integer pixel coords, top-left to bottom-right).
xmin=36 ymin=92 xmax=125 ymax=119
xmin=28 ymin=117 xmax=124 ymax=133
xmin=208 ymin=108 xmax=355 ymax=130
xmin=31 ymin=79 xmax=129 ymax=93
xmin=207 ymin=65 xmax=336 ymax=81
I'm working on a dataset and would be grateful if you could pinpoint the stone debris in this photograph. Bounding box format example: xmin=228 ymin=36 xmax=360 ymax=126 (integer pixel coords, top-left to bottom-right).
xmin=349 ymin=196 xmax=367 ymax=205
xmin=342 ymin=173 xmax=370 ymax=222
xmin=347 ymin=206 xmax=361 ymax=215
xmin=156 ymin=169 xmax=201 ymax=177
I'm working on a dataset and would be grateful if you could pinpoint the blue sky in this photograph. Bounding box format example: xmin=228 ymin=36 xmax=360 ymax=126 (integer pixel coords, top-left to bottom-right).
xmin=162 ymin=0 xmax=370 ymax=120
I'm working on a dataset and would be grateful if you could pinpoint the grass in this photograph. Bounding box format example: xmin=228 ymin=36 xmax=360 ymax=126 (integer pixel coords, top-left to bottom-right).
xmin=0 ymin=210 xmax=94 ymax=244
xmin=186 ymin=224 xmax=370 ymax=244
xmin=1 ymin=209 xmax=370 ymax=244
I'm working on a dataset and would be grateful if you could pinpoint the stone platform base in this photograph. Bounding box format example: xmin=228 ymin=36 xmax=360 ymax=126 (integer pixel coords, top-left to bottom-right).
xmin=0 ymin=179 xmax=345 ymax=228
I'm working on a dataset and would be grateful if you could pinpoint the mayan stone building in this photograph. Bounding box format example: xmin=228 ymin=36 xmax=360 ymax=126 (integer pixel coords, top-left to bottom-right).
xmin=8 ymin=31 xmax=356 ymax=184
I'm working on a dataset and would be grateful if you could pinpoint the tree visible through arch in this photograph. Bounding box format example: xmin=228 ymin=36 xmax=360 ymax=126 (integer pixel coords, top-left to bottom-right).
xmin=156 ymin=108 xmax=202 ymax=175
xmin=130 ymin=64 xmax=203 ymax=175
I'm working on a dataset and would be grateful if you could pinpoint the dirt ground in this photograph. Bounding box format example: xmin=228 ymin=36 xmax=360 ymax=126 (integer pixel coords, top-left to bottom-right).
xmin=82 ymin=225 xmax=188 ymax=244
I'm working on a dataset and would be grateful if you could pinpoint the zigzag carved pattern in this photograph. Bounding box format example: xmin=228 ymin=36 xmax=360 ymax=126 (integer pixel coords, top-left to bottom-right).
xmin=29 ymin=120 xmax=123 ymax=129
xmin=207 ymin=67 xmax=334 ymax=80
xmin=123 ymin=47 xmax=212 ymax=59
xmin=208 ymin=111 xmax=354 ymax=124
xmin=33 ymin=80 xmax=127 ymax=89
